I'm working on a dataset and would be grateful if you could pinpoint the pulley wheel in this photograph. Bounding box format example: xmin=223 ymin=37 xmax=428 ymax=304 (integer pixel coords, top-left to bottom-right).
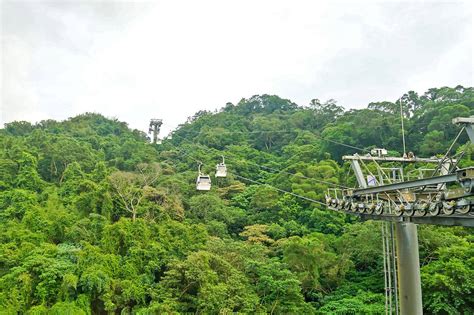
xmin=457 ymin=204 xmax=471 ymax=214
xmin=442 ymin=201 xmax=455 ymax=215
xmin=394 ymin=205 xmax=404 ymax=216
xmin=337 ymin=201 xmax=345 ymax=210
xmin=404 ymin=205 xmax=415 ymax=217
xmin=365 ymin=203 xmax=375 ymax=214
xmin=429 ymin=202 xmax=441 ymax=216
xmin=375 ymin=203 xmax=384 ymax=215
xmin=344 ymin=201 xmax=352 ymax=211
xmin=416 ymin=203 xmax=428 ymax=217
xmin=351 ymin=202 xmax=358 ymax=212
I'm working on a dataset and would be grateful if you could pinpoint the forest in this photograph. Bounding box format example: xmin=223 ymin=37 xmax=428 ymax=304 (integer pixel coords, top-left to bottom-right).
xmin=0 ymin=86 xmax=473 ymax=314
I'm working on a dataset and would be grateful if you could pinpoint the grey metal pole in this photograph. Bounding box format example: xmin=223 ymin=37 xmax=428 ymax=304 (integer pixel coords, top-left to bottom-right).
xmin=350 ymin=160 xmax=367 ymax=188
xmin=395 ymin=222 xmax=423 ymax=315
xmin=452 ymin=117 xmax=474 ymax=143
xmin=465 ymin=124 xmax=474 ymax=143
xmin=382 ymin=223 xmax=389 ymax=314
xmin=384 ymin=222 xmax=393 ymax=314
xmin=390 ymin=222 xmax=400 ymax=315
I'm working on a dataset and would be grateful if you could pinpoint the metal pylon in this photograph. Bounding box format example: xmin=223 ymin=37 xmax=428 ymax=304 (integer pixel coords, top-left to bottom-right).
xmin=382 ymin=221 xmax=399 ymax=315
xmin=348 ymin=158 xmax=422 ymax=314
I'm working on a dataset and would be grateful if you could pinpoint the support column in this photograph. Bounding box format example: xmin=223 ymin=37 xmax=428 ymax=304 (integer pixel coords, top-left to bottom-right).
xmin=464 ymin=121 xmax=474 ymax=143
xmin=452 ymin=116 xmax=474 ymax=143
xmin=395 ymin=222 xmax=423 ymax=315
xmin=350 ymin=159 xmax=367 ymax=188
xmin=464 ymin=123 xmax=474 ymax=143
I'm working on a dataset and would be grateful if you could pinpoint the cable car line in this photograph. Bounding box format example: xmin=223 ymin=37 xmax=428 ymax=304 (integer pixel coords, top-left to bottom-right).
xmin=160 ymin=120 xmax=474 ymax=225
xmin=232 ymin=173 xmax=327 ymax=207
xmin=169 ymin=140 xmax=344 ymax=195
xmin=430 ymin=126 xmax=465 ymax=177
xmin=172 ymin=142 xmax=344 ymax=204
xmin=167 ymin=133 xmax=349 ymax=189
xmin=170 ymin=128 xmax=368 ymax=152
xmin=225 ymin=156 xmax=350 ymax=189
xmin=171 ymin=147 xmax=215 ymax=191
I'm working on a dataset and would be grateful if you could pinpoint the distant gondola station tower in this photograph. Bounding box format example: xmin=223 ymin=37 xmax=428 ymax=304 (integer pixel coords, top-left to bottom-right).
xmin=149 ymin=119 xmax=163 ymax=144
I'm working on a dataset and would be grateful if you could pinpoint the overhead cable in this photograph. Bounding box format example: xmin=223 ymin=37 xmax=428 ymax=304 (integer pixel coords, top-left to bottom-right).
xmin=169 ymin=133 xmax=349 ymax=189
xmin=227 ymin=157 xmax=350 ymax=189
xmin=172 ymin=128 xmax=367 ymax=152
xmin=232 ymin=173 xmax=328 ymax=207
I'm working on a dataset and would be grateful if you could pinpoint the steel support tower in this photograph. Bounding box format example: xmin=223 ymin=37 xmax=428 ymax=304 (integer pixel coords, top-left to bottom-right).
xmin=325 ymin=116 xmax=474 ymax=314
xmin=149 ymin=119 xmax=163 ymax=144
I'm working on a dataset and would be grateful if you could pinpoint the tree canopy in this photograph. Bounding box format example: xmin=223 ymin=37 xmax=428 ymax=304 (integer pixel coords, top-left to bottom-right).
xmin=1 ymin=86 xmax=473 ymax=313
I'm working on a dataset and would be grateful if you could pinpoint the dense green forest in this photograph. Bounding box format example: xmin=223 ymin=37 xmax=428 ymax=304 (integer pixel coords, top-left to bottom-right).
xmin=1 ymin=86 xmax=473 ymax=314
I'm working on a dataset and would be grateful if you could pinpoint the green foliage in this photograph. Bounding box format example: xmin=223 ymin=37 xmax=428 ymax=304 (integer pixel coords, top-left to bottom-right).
xmin=279 ymin=233 xmax=352 ymax=297
xmin=422 ymin=242 xmax=474 ymax=314
xmin=337 ymin=222 xmax=383 ymax=270
xmin=157 ymin=250 xmax=259 ymax=313
xmin=16 ymin=152 xmax=44 ymax=192
xmin=317 ymin=291 xmax=385 ymax=314
xmin=0 ymin=87 xmax=472 ymax=313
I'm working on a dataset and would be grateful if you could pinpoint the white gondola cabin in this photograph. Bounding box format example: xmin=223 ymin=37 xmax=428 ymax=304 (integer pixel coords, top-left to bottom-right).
xmin=196 ymin=163 xmax=212 ymax=191
xmin=215 ymin=156 xmax=227 ymax=178
xmin=196 ymin=175 xmax=211 ymax=190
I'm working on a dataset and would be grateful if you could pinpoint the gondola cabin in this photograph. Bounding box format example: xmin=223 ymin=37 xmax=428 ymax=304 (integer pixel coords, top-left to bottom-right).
xmin=215 ymin=156 xmax=227 ymax=178
xmin=215 ymin=163 xmax=227 ymax=177
xmin=196 ymin=175 xmax=212 ymax=191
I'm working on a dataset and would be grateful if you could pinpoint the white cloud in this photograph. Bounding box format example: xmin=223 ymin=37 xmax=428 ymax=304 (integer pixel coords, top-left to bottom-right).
xmin=1 ymin=0 xmax=473 ymax=135
xmin=1 ymin=34 xmax=43 ymax=123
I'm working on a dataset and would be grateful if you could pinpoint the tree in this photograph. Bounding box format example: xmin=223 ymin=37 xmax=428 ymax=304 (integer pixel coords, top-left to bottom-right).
xmin=280 ymin=233 xmax=351 ymax=297
xmin=157 ymin=251 xmax=259 ymax=313
xmin=308 ymin=98 xmax=344 ymax=128
xmin=1 ymin=86 xmax=472 ymax=313
xmin=109 ymin=163 xmax=160 ymax=221
xmin=15 ymin=152 xmax=44 ymax=191
xmin=240 ymin=224 xmax=274 ymax=245
xmin=422 ymin=242 xmax=474 ymax=314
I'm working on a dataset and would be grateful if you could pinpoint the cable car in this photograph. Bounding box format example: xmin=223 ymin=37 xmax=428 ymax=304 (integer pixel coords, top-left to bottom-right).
xmin=215 ymin=156 xmax=227 ymax=178
xmin=196 ymin=163 xmax=212 ymax=191
xmin=196 ymin=175 xmax=211 ymax=190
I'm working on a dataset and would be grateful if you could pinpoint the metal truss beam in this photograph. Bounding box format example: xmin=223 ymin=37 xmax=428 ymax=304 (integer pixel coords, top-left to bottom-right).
xmin=453 ymin=116 xmax=474 ymax=143
xmin=351 ymin=172 xmax=462 ymax=196
xmin=352 ymin=212 xmax=474 ymax=227
xmin=343 ymin=155 xmax=446 ymax=163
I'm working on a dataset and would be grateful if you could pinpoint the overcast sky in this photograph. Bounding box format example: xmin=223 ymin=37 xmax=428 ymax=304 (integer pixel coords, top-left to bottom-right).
xmin=1 ymin=0 xmax=473 ymax=135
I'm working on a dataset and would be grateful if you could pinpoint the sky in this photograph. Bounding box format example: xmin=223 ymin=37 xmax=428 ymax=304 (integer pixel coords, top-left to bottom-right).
xmin=1 ymin=0 xmax=473 ymax=135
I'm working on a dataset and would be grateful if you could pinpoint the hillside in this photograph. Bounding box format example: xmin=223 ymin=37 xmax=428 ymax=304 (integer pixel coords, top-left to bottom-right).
xmin=0 ymin=86 xmax=473 ymax=313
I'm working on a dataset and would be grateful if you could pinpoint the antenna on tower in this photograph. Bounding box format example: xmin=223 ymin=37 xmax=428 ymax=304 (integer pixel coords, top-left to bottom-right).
xmin=149 ymin=119 xmax=163 ymax=144
xmin=399 ymin=98 xmax=407 ymax=157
